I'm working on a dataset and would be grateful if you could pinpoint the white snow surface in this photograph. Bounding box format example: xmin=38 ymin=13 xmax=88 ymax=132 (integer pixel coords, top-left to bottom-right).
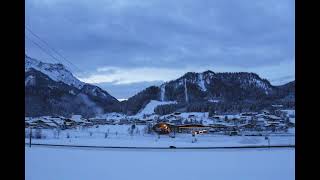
xmin=289 ymin=118 xmax=295 ymax=123
xmin=25 ymin=125 xmax=295 ymax=147
xmin=208 ymin=99 xmax=220 ymax=103
xmin=25 ymin=75 xmax=36 ymax=86
xmin=25 ymin=56 xmax=85 ymax=89
xmin=71 ymin=115 xmax=84 ymax=122
xmin=135 ymin=100 xmax=177 ymax=117
xmin=26 ymin=147 xmax=295 ymax=180
xmin=198 ymin=73 xmax=207 ymax=91
xmin=160 ymin=84 xmax=166 ymax=101
xmin=94 ymin=112 xmax=127 ymax=120
xmin=281 ymin=110 xmax=295 ymax=117
xmin=184 ymin=78 xmax=189 ymax=103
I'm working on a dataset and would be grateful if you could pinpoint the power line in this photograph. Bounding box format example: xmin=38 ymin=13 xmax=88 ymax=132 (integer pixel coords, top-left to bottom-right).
xmin=25 ymin=34 xmax=62 ymax=64
xmin=25 ymin=26 xmax=84 ymax=74
xmin=25 ymin=26 xmax=81 ymax=72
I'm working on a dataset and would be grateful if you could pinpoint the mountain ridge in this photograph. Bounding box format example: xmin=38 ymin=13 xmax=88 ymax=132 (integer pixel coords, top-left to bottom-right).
xmin=25 ymin=55 xmax=120 ymax=118
xmin=121 ymin=70 xmax=294 ymax=115
xmin=25 ymin=55 xmax=294 ymax=117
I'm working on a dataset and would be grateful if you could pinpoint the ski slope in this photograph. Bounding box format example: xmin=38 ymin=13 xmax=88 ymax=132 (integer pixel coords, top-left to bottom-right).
xmin=134 ymin=100 xmax=176 ymax=117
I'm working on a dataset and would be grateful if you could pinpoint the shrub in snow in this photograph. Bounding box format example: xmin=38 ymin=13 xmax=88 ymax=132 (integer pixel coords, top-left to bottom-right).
xmin=53 ymin=130 xmax=57 ymax=139
xmin=128 ymin=127 xmax=134 ymax=136
xmin=25 ymin=129 xmax=30 ymax=138
xmin=143 ymin=123 xmax=153 ymax=134
xmin=34 ymin=129 xmax=42 ymax=139
xmin=53 ymin=129 xmax=61 ymax=139
xmin=135 ymin=127 xmax=140 ymax=135
xmin=57 ymin=128 xmax=61 ymax=138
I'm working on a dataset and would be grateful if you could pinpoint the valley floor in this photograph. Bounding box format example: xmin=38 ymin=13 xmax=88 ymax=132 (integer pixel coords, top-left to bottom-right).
xmin=25 ymin=146 xmax=295 ymax=180
xmin=25 ymin=125 xmax=295 ymax=147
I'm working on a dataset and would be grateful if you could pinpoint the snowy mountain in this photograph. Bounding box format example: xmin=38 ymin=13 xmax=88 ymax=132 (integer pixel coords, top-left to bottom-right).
xmin=25 ymin=55 xmax=120 ymax=118
xmin=25 ymin=54 xmax=294 ymax=117
xmin=160 ymin=71 xmax=275 ymax=102
xmin=25 ymin=55 xmax=85 ymax=89
xmin=122 ymin=71 xmax=295 ymax=115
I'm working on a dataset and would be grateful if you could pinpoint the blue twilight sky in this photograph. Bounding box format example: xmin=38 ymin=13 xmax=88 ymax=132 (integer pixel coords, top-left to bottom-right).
xmin=25 ymin=0 xmax=295 ymax=99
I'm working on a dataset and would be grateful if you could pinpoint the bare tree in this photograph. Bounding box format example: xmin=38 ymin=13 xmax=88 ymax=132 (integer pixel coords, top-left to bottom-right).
xmin=105 ymin=132 xmax=108 ymax=138
xmin=143 ymin=124 xmax=153 ymax=134
xmin=34 ymin=129 xmax=42 ymax=139
xmin=128 ymin=127 xmax=134 ymax=136
xmin=135 ymin=127 xmax=140 ymax=135
xmin=25 ymin=129 xmax=30 ymax=139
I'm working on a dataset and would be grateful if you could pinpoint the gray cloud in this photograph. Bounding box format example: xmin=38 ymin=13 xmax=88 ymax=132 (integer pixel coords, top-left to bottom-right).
xmin=25 ymin=0 xmax=294 ymax=98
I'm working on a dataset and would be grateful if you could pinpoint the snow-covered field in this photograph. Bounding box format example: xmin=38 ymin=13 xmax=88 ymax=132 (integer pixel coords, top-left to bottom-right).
xmin=25 ymin=125 xmax=295 ymax=147
xmin=25 ymin=146 xmax=295 ymax=180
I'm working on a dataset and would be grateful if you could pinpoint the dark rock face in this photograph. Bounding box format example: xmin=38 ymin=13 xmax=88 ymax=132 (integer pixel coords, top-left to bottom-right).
xmin=120 ymin=86 xmax=160 ymax=115
xmin=25 ymin=55 xmax=294 ymax=117
xmin=162 ymin=71 xmax=274 ymax=102
xmin=122 ymin=71 xmax=295 ymax=115
xmin=25 ymin=69 xmax=120 ymax=118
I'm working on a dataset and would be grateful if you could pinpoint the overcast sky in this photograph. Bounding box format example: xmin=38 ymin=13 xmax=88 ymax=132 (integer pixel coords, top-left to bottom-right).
xmin=25 ymin=0 xmax=295 ymax=99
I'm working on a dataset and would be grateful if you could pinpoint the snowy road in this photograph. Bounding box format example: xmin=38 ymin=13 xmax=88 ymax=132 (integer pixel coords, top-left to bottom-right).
xmin=25 ymin=146 xmax=295 ymax=180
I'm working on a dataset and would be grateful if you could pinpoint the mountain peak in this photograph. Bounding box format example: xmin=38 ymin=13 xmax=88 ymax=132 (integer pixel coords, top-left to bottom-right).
xmin=202 ymin=70 xmax=215 ymax=75
xmin=25 ymin=56 xmax=85 ymax=89
xmin=25 ymin=55 xmax=120 ymax=117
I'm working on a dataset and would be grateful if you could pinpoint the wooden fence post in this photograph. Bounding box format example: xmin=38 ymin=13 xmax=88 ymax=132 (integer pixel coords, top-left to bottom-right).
xmin=29 ymin=127 xmax=32 ymax=147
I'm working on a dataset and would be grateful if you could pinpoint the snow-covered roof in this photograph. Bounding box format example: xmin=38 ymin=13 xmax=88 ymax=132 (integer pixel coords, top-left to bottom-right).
xmin=45 ymin=122 xmax=58 ymax=127
xmin=71 ymin=115 xmax=86 ymax=122
xmin=265 ymin=115 xmax=282 ymax=120
xmin=281 ymin=110 xmax=295 ymax=117
xmin=289 ymin=118 xmax=295 ymax=123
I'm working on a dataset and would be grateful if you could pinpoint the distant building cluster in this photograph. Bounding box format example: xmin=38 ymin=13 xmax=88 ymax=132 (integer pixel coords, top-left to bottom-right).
xmin=152 ymin=109 xmax=295 ymax=136
xmin=25 ymin=107 xmax=294 ymax=137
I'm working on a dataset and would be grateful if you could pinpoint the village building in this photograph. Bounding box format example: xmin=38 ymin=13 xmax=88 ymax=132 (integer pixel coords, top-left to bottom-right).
xmin=132 ymin=119 xmax=147 ymax=125
xmin=208 ymin=123 xmax=228 ymax=132
xmin=118 ymin=118 xmax=130 ymax=125
xmin=176 ymin=124 xmax=211 ymax=133
xmin=62 ymin=119 xmax=77 ymax=129
xmin=170 ymin=119 xmax=183 ymax=125
xmin=238 ymin=123 xmax=255 ymax=131
xmin=29 ymin=119 xmax=57 ymax=129
xmin=152 ymin=122 xmax=210 ymax=134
